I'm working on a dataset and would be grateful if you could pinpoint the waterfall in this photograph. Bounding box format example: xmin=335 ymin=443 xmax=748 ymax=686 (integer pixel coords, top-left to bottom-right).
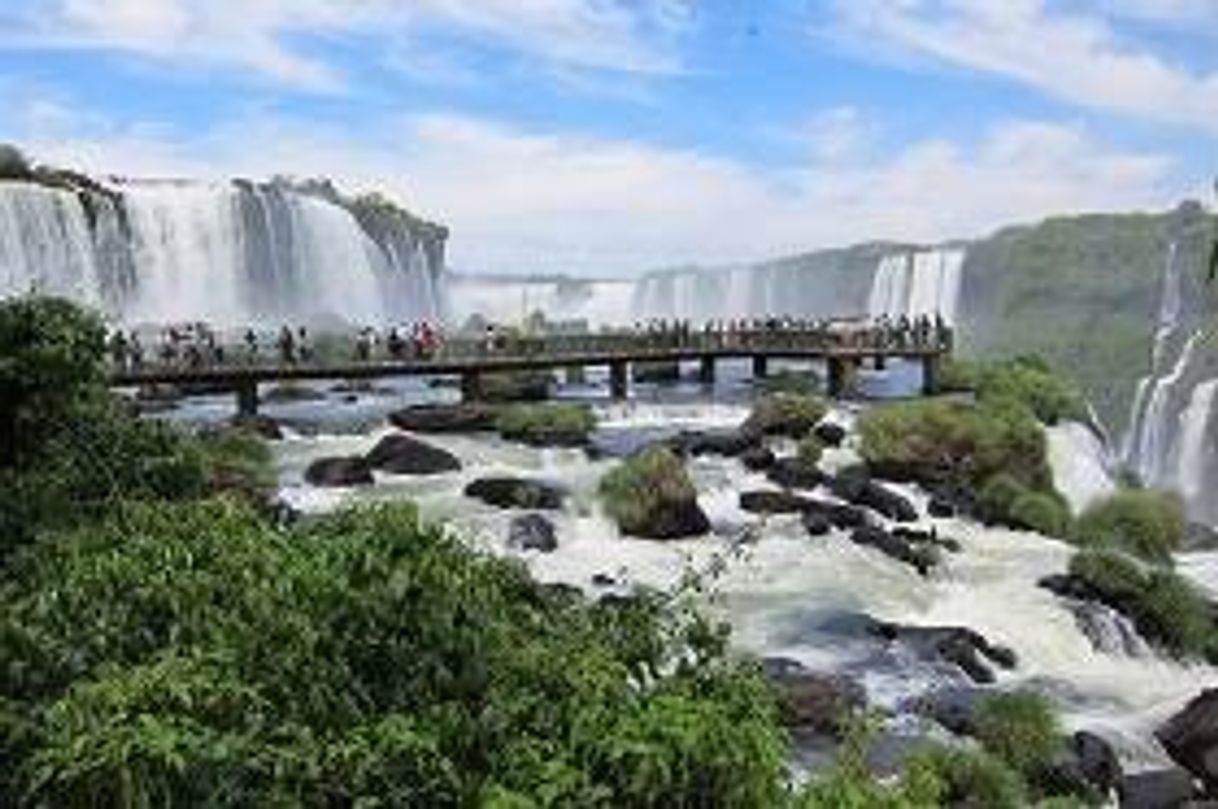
xmin=1175 ymin=378 xmax=1218 ymax=503
xmin=1067 ymin=600 xmax=1152 ymax=658
xmin=1047 ymin=421 xmax=1116 ymax=514
xmin=1132 ymin=331 xmax=1202 ymax=485
xmin=0 ymin=178 xmax=446 ymax=327
xmin=1123 ymin=243 xmax=1184 ymax=463
xmin=866 ymin=248 xmax=965 ymax=323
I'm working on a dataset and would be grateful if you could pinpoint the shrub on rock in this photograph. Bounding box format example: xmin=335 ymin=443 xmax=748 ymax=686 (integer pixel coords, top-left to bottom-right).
xmin=599 ymin=447 xmax=709 ymax=539
xmin=973 ymin=691 xmax=1062 ymax=780
xmin=1009 ymin=490 xmax=1071 ymax=537
xmin=1072 ymin=489 xmax=1185 ymax=563
xmin=741 ymin=393 xmax=829 ymax=439
xmin=495 ymin=403 xmax=596 ymax=447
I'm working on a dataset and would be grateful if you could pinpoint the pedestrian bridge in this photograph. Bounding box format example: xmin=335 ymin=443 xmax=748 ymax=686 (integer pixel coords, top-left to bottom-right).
xmin=109 ymin=327 xmax=953 ymax=415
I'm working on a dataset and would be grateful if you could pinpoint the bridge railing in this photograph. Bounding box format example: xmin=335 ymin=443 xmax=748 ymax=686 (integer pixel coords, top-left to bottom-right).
xmin=108 ymin=325 xmax=953 ymax=377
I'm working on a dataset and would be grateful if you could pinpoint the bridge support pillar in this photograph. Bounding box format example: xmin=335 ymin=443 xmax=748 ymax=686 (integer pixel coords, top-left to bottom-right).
xmin=235 ymin=379 xmax=259 ymax=416
xmin=752 ymin=355 xmax=768 ymax=379
xmin=827 ymin=357 xmax=860 ymax=399
xmin=699 ymin=356 xmax=715 ymax=386
xmin=922 ymin=354 xmax=942 ymax=396
xmin=609 ymin=361 xmax=628 ymax=400
xmin=461 ymin=370 xmax=483 ymax=402
xmin=873 ymin=355 xmax=887 ymax=371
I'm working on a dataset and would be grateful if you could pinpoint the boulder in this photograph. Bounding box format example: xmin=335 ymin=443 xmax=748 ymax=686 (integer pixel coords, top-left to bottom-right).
xmin=465 ymin=477 xmax=566 ymax=510
xmin=871 ymin=622 xmax=1017 ymax=684
xmin=766 ymin=457 xmax=826 ymax=490
xmin=740 ymin=445 xmax=776 ymax=471
xmin=892 ymin=525 xmax=961 ymax=554
xmin=905 ymin=686 xmax=985 ymax=735
xmin=830 ymin=467 xmax=918 ymax=523
xmin=1069 ymin=730 xmax=1123 ymax=798
xmin=761 ymin=657 xmax=866 ymax=737
xmin=304 ymin=456 xmax=375 ymax=487
xmin=803 ymin=512 xmax=833 ymax=536
xmin=1157 ymin=689 xmax=1218 ymax=793
xmin=740 ymin=490 xmax=814 ymax=515
xmin=508 ymin=513 xmax=558 ymax=553
xmin=637 ymin=499 xmax=710 ymax=540
xmin=230 ymin=413 xmax=283 ymax=440
xmin=666 ymin=429 xmax=757 ymax=458
xmin=365 ymin=433 xmax=461 ymax=475
xmin=813 ymin=422 xmax=847 ymax=448
xmin=927 ymin=495 xmax=957 ymax=518
xmin=591 ymin=573 xmax=617 ymax=587
xmin=850 ymin=526 xmax=939 ymax=576
xmin=1118 ymin=768 xmax=1198 ymax=809
xmin=389 ymin=403 xmax=497 ymax=433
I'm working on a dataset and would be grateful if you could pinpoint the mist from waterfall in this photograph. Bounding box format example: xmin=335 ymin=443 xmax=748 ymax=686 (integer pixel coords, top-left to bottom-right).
xmin=0 ymin=178 xmax=446 ymax=328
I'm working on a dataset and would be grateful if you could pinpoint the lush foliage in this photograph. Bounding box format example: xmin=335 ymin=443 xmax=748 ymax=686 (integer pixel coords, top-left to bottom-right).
xmin=600 ymin=446 xmax=697 ymax=534
xmin=796 ymin=434 xmax=824 ymax=473
xmin=742 ymin=393 xmax=829 ymax=438
xmin=973 ymin=691 xmax=1062 ymax=779
xmin=1 ymin=501 xmax=792 ymax=806
xmin=903 ymin=745 xmax=1027 ymax=809
xmin=0 ymin=143 xmax=32 ymax=180
xmin=1008 ymin=490 xmax=1072 ymax=538
xmin=1072 ymin=489 xmax=1185 ymax=563
xmin=974 ymin=356 xmax=1088 ymax=426
xmin=481 ymin=371 xmax=553 ymax=402
xmin=1069 ymin=550 xmax=1217 ymax=660
xmin=494 ymin=402 xmax=596 ymax=444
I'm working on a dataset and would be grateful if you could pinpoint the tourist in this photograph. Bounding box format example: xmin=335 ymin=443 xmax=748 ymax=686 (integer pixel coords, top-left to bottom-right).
xmin=244 ymin=328 xmax=259 ymax=363
xmin=277 ymin=325 xmax=296 ymax=365
xmin=297 ymin=327 xmax=312 ymax=364
xmin=107 ymin=329 xmax=128 ymax=371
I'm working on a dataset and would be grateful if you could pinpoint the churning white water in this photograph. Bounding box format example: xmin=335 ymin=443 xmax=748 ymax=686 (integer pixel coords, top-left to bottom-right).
xmin=0 ymin=178 xmax=445 ymax=326
xmin=261 ymin=390 xmax=1214 ymax=770
xmin=867 ymin=249 xmax=965 ymax=324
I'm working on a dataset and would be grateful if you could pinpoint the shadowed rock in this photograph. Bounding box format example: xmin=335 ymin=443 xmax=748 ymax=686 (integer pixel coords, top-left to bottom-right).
xmin=1157 ymin=689 xmax=1218 ymax=794
xmin=304 ymin=456 xmax=374 ymax=487
xmin=830 ymin=467 xmax=918 ymax=523
xmin=465 ymin=477 xmax=566 ymax=510
xmin=508 ymin=513 xmax=558 ymax=553
xmin=365 ymin=433 xmax=461 ymax=475
xmin=389 ymin=403 xmax=497 ymax=433
xmin=871 ymin=622 xmax=1017 ymax=684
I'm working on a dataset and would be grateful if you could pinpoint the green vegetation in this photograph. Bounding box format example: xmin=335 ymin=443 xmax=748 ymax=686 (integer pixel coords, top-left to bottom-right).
xmin=760 ymin=369 xmax=821 ymax=396
xmin=1072 ymin=489 xmax=1185 ymax=563
xmin=1008 ymin=490 xmax=1072 ymax=538
xmin=482 ymin=371 xmax=553 ymax=402
xmin=974 ymin=691 xmax=1062 ymax=780
xmin=904 ymin=745 xmax=1027 ymax=809
xmin=0 ymin=143 xmax=32 ymax=180
xmin=494 ymin=402 xmax=596 ymax=446
xmin=976 ymin=356 xmax=1088 ymax=425
xmin=600 ymin=446 xmax=696 ymax=534
xmin=796 ymin=433 xmax=825 ymax=473
xmin=742 ymin=392 xmax=829 ymax=439
xmin=1069 ymin=549 xmax=1217 ymax=660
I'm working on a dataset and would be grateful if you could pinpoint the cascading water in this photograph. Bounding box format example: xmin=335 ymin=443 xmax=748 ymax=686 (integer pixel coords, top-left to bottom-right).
xmin=866 ymin=248 xmax=966 ymax=323
xmin=0 ymin=177 xmax=447 ymax=327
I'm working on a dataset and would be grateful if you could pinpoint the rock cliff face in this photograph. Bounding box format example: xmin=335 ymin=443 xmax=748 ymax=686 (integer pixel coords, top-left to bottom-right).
xmin=0 ymin=167 xmax=447 ymax=327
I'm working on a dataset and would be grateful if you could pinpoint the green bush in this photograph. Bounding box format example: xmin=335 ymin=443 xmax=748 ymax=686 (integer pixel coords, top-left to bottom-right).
xmin=975 ymin=356 xmax=1087 ymax=426
xmin=1073 ymin=489 xmax=1185 ymax=563
xmin=600 ymin=447 xmax=697 ymax=535
xmin=0 ymin=143 xmax=32 ymax=180
xmin=1009 ymin=491 xmax=1072 ymax=538
xmin=742 ymin=393 xmax=829 ymax=438
xmin=199 ymin=427 xmax=275 ymax=504
xmin=904 ymin=744 xmax=1027 ymax=809
xmin=494 ymin=403 xmax=596 ymax=445
xmin=973 ymin=691 xmax=1062 ymax=778
xmin=2 ymin=501 xmax=790 ymax=806
xmin=1068 ymin=549 xmax=1216 ymax=659
xmin=978 ymin=474 xmax=1028 ymax=522
xmin=796 ymin=433 xmax=824 ymax=473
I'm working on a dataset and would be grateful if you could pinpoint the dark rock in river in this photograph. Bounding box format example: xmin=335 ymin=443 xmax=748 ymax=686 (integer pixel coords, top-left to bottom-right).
xmin=766 ymin=457 xmax=826 ymax=490
xmin=905 ymin=685 xmax=985 ymax=735
xmin=830 ymin=467 xmax=918 ymax=523
xmin=1157 ymin=689 xmax=1218 ymax=794
xmin=761 ymin=657 xmax=866 ymax=738
xmin=892 ymin=525 xmax=961 ymax=554
xmin=803 ymin=512 xmax=832 ymax=536
xmin=508 ymin=513 xmax=558 ymax=553
xmin=740 ymin=490 xmax=814 ymax=515
xmin=740 ymin=445 xmax=776 ymax=471
xmin=813 ymin=421 xmax=847 ymax=447
xmin=591 ymin=573 xmax=617 ymax=587
xmin=850 ymin=526 xmax=939 ymax=575
xmin=465 ymin=477 xmax=566 ymax=510
xmin=389 ymin=403 xmax=498 ymax=433
xmin=1118 ymin=767 xmax=1199 ymax=809
xmin=304 ymin=456 xmax=375 ymax=487
xmin=871 ymin=622 xmax=1017 ymax=684
xmin=664 ymin=429 xmax=758 ymax=458
xmin=365 ymin=433 xmax=461 ymax=475
xmin=633 ymin=498 xmax=711 ymax=540
xmin=230 ymin=413 xmax=283 ymax=440
xmin=1044 ymin=730 xmax=1122 ymax=801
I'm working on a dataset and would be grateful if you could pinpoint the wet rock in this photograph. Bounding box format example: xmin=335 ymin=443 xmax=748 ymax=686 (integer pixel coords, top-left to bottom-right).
xmin=927 ymin=494 xmax=957 ymax=518
xmin=830 ymin=467 xmax=918 ymax=523
xmin=389 ymin=403 xmax=497 ymax=433
xmin=508 ymin=513 xmax=558 ymax=553
xmin=1058 ymin=730 xmax=1122 ymax=799
xmin=365 ymin=433 xmax=461 ymax=475
xmin=761 ymin=657 xmax=866 ymax=738
xmin=591 ymin=573 xmax=617 ymax=587
xmin=304 ymin=456 xmax=375 ymax=487
xmin=813 ymin=501 xmax=869 ymax=530
xmin=1118 ymin=767 xmax=1199 ymax=809
xmin=803 ymin=512 xmax=832 ymax=536
xmin=263 ymin=383 xmax=326 ymax=403
xmin=740 ymin=490 xmax=814 ymax=515
xmin=892 ymin=525 xmax=961 ymax=554
xmin=813 ymin=422 xmax=847 ymax=447
xmin=230 ymin=413 xmax=283 ymax=440
xmin=633 ymin=499 xmax=710 ymax=540
xmin=905 ymin=686 xmax=985 ymax=735
xmin=740 ymin=445 xmax=776 ymax=471
xmin=465 ymin=477 xmax=566 ymax=511
xmin=766 ymin=457 xmax=826 ymax=490
xmin=330 ymin=379 xmax=395 ymax=396
xmin=871 ymin=623 xmax=1017 ymax=684
xmin=665 ymin=429 xmax=757 ymax=458
xmin=1157 ymin=689 xmax=1218 ymax=794
xmin=850 ymin=526 xmax=939 ymax=576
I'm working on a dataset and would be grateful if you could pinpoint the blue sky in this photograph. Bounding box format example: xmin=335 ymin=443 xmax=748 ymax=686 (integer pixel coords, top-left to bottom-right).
xmin=0 ymin=1 xmax=1214 ymax=275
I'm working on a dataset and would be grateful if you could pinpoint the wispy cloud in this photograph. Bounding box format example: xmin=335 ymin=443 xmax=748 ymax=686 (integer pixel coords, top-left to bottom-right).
xmin=1 ymin=0 xmax=690 ymax=91
xmin=830 ymin=0 xmax=1218 ymax=132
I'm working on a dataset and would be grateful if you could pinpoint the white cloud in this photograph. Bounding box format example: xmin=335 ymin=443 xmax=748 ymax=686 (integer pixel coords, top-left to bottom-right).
xmin=2 ymin=100 xmax=1177 ymax=276
xmin=2 ymin=0 xmax=687 ymax=90
xmin=831 ymin=0 xmax=1218 ymax=132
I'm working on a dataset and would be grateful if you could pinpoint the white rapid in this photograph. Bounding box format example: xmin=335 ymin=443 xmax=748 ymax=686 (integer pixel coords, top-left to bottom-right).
xmin=261 ymin=392 xmax=1214 ymax=771
xmin=867 ymin=248 xmax=966 ymax=324
xmin=0 ymin=178 xmax=446 ymax=327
